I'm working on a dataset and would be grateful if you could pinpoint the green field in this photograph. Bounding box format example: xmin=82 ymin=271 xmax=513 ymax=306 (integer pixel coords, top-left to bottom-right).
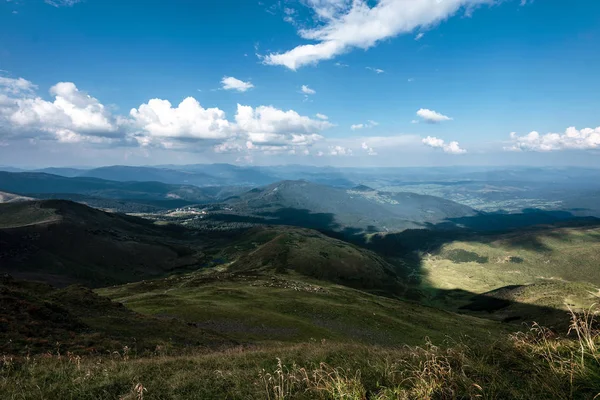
xmin=2 ymin=200 xmax=600 ymax=398
xmin=98 ymin=270 xmax=498 ymax=346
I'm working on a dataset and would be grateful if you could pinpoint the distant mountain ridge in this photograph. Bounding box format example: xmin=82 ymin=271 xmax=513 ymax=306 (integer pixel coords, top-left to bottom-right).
xmin=221 ymin=180 xmax=478 ymax=233
xmin=0 ymin=171 xmax=247 ymax=211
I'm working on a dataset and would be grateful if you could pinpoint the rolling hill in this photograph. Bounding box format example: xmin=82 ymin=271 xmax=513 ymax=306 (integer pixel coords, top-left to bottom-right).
xmin=225 ymin=226 xmax=404 ymax=294
xmin=219 ymin=180 xmax=478 ymax=233
xmin=0 ymin=200 xmax=409 ymax=295
xmin=80 ymin=165 xmax=220 ymax=186
xmin=2 ymin=198 xmax=599 ymax=399
xmin=0 ymin=190 xmax=33 ymax=203
xmin=0 ymin=275 xmax=230 ymax=355
xmin=0 ymin=200 xmax=212 ymax=287
xmin=411 ymin=222 xmax=600 ymax=326
xmin=0 ymin=171 xmax=213 ymax=203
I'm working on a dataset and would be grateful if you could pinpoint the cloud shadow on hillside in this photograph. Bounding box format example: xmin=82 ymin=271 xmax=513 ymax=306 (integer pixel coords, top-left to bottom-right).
xmin=211 ymin=206 xmax=600 ymax=330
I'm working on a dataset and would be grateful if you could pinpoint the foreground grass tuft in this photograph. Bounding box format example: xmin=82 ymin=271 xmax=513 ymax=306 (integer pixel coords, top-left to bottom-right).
xmin=4 ymin=308 xmax=598 ymax=399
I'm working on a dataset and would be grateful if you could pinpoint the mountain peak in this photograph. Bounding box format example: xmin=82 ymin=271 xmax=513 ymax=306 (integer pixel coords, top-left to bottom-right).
xmin=352 ymin=184 xmax=375 ymax=192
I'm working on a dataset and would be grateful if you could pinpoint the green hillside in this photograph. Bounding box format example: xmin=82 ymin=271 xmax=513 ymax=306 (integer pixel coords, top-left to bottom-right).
xmin=0 ymin=200 xmax=208 ymax=287
xmin=2 ymin=201 xmax=600 ymax=399
xmin=226 ymin=226 xmax=404 ymax=294
xmin=99 ymin=268 xmax=498 ymax=346
xmin=0 ymin=275 xmax=229 ymax=355
xmin=413 ymin=224 xmax=600 ymax=326
xmin=218 ymin=180 xmax=477 ymax=233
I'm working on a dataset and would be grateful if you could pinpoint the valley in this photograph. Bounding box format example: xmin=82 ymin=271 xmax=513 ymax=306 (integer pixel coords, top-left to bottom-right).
xmin=1 ymin=165 xmax=600 ymax=399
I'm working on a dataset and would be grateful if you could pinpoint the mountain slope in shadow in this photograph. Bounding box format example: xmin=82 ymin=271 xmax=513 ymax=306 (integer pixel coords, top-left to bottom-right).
xmin=0 ymin=200 xmax=209 ymax=287
xmin=226 ymin=226 xmax=404 ymax=295
xmin=221 ymin=180 xmax=478 ymax=233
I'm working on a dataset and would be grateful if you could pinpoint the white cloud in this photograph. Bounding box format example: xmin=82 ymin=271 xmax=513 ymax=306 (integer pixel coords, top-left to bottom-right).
xmin=1 ymin=80 xmax=120 ymax=143
xmin=129 ymin=97 xmax=233 ymax=144
xmin=45 ymin=0 xmax=82 ymax=7
xmin=351 ymin=120 xmax=378 ymax=130
xmin=361 ymin=141 xmax=377 ymax=155
xmin=0 ymin=76 xmax=37 ymax=94
xmin=422 ymin=136 xmax=466 ymax=154
xmin=301 ymin=85 xmax=316 ymax=95
xmin=263 ymin=0 xmax=491 ymax=70
xmin=234 ymin=104 xmax=332 ymax=152
xmin=415 ymin=32 xmax=425 ymax=40
xmin=310 ymin=134 xmax=420 ymax=158
xmin=366 ymin=67 xmax=385 ymax=74
xmin=416 ymin=108 xmax=452 ymax=123
xmin=506 ymin=126 xmax=600 ymax=152
xmin=334 ymin=62 xmax=349 ymax=67
xmin=221 ymin=76 xmax=254 ymax=92
xmin=0 ymin=75 xmax=338 ymax=157
xmin=329 ymin=145 xmax=353 ymax=156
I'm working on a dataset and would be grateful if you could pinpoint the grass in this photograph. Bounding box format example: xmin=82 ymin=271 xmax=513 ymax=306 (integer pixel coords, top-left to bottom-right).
xmin=0 ymin=277 xmax=230 ymax=355
xmin=425 ymin=225 xmax=600 ymax=291
xmin=98 ymin=270 xmax=501 ymax=346
xmin=420 ymin=225 xmax=600 ymax=314
xmin=0 ymin=202 xmax=59 ymax=228
xmin=226 ymin=226 xmax=403 ymax=294
xmin=2 ymin=308 xmax=599 ymax=399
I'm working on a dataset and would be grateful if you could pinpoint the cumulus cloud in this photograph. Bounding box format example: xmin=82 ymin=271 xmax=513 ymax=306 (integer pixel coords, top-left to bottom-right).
xmin=0 ymin=75 xmax=334 ymax=156
xmin=235 ymin=104 xmax=331 ymax=150
xmin=205 ymin=105 xmax=335 ymax=155
xmin=263 ymin=0 xmax=491 ymax=70
xmin=506 ymin=126 xmax=600 ymax=152
xmin=361 ymin=141 xmax=377 ymax=155
xmin=221 ymin=76 xmax=254 ymax=92
xmin=416 ymin=108 xmax=452 ymax=123
xmin=422 ymin=136 xmax=466 ymax=154
xmin=415 ymin=32 xmax=425 ymax=40
xmin=366 ymin=67 xmax=385 ymax=74
xmin=132 ymin=102 xmax=332 ymax=153
xmin=329 ymin=145 xmax=353 ymax=156
xmin=0 ymin=76 xmax=37 ymax=94
xmin=316 ymin=113 xmax=328 ymax=120
xmin=351 ymin=120 xmax=378 ymax=130
xmin=129 ymin=97 xmax=233 ymax=146
xmin=301 ymin=85 xmax=316 ymax=95
xmin=1 ymin=79 xmax=120 ymax=143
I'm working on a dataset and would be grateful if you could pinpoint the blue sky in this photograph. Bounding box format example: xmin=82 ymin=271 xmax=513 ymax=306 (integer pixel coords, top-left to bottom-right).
xmin=0 ymin=0 xmax=599 ymax=167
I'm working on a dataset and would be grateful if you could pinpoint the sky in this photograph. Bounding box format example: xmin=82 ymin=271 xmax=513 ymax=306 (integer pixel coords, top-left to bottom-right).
xmin=0 ymin=0 xmax=599 ymax=168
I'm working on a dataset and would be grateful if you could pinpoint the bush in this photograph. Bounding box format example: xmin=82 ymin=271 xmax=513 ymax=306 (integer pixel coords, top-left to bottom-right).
xmin=445 ymin=249 xmax=489 ymax=264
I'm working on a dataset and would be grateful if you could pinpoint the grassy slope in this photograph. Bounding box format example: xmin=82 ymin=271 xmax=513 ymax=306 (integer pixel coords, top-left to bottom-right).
xmin=0 ymin=200 xmax=209 ymax=287
xmin=99 ymin=269 xmax=501 ymax=347
xmin=3 ymin=328 xmax=599 ymax=399
xmin=419 ymin=224 xmax=600 ymax=322
xmin=423 ymin=225 xmax=600 ymax=292
xmin=226 ymin=226 xmax=404 ymax=294
xmin=0 ymin=276 xmax=230 ymax=355
xmin=0 ymin=201 xmax=59 ymax=228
